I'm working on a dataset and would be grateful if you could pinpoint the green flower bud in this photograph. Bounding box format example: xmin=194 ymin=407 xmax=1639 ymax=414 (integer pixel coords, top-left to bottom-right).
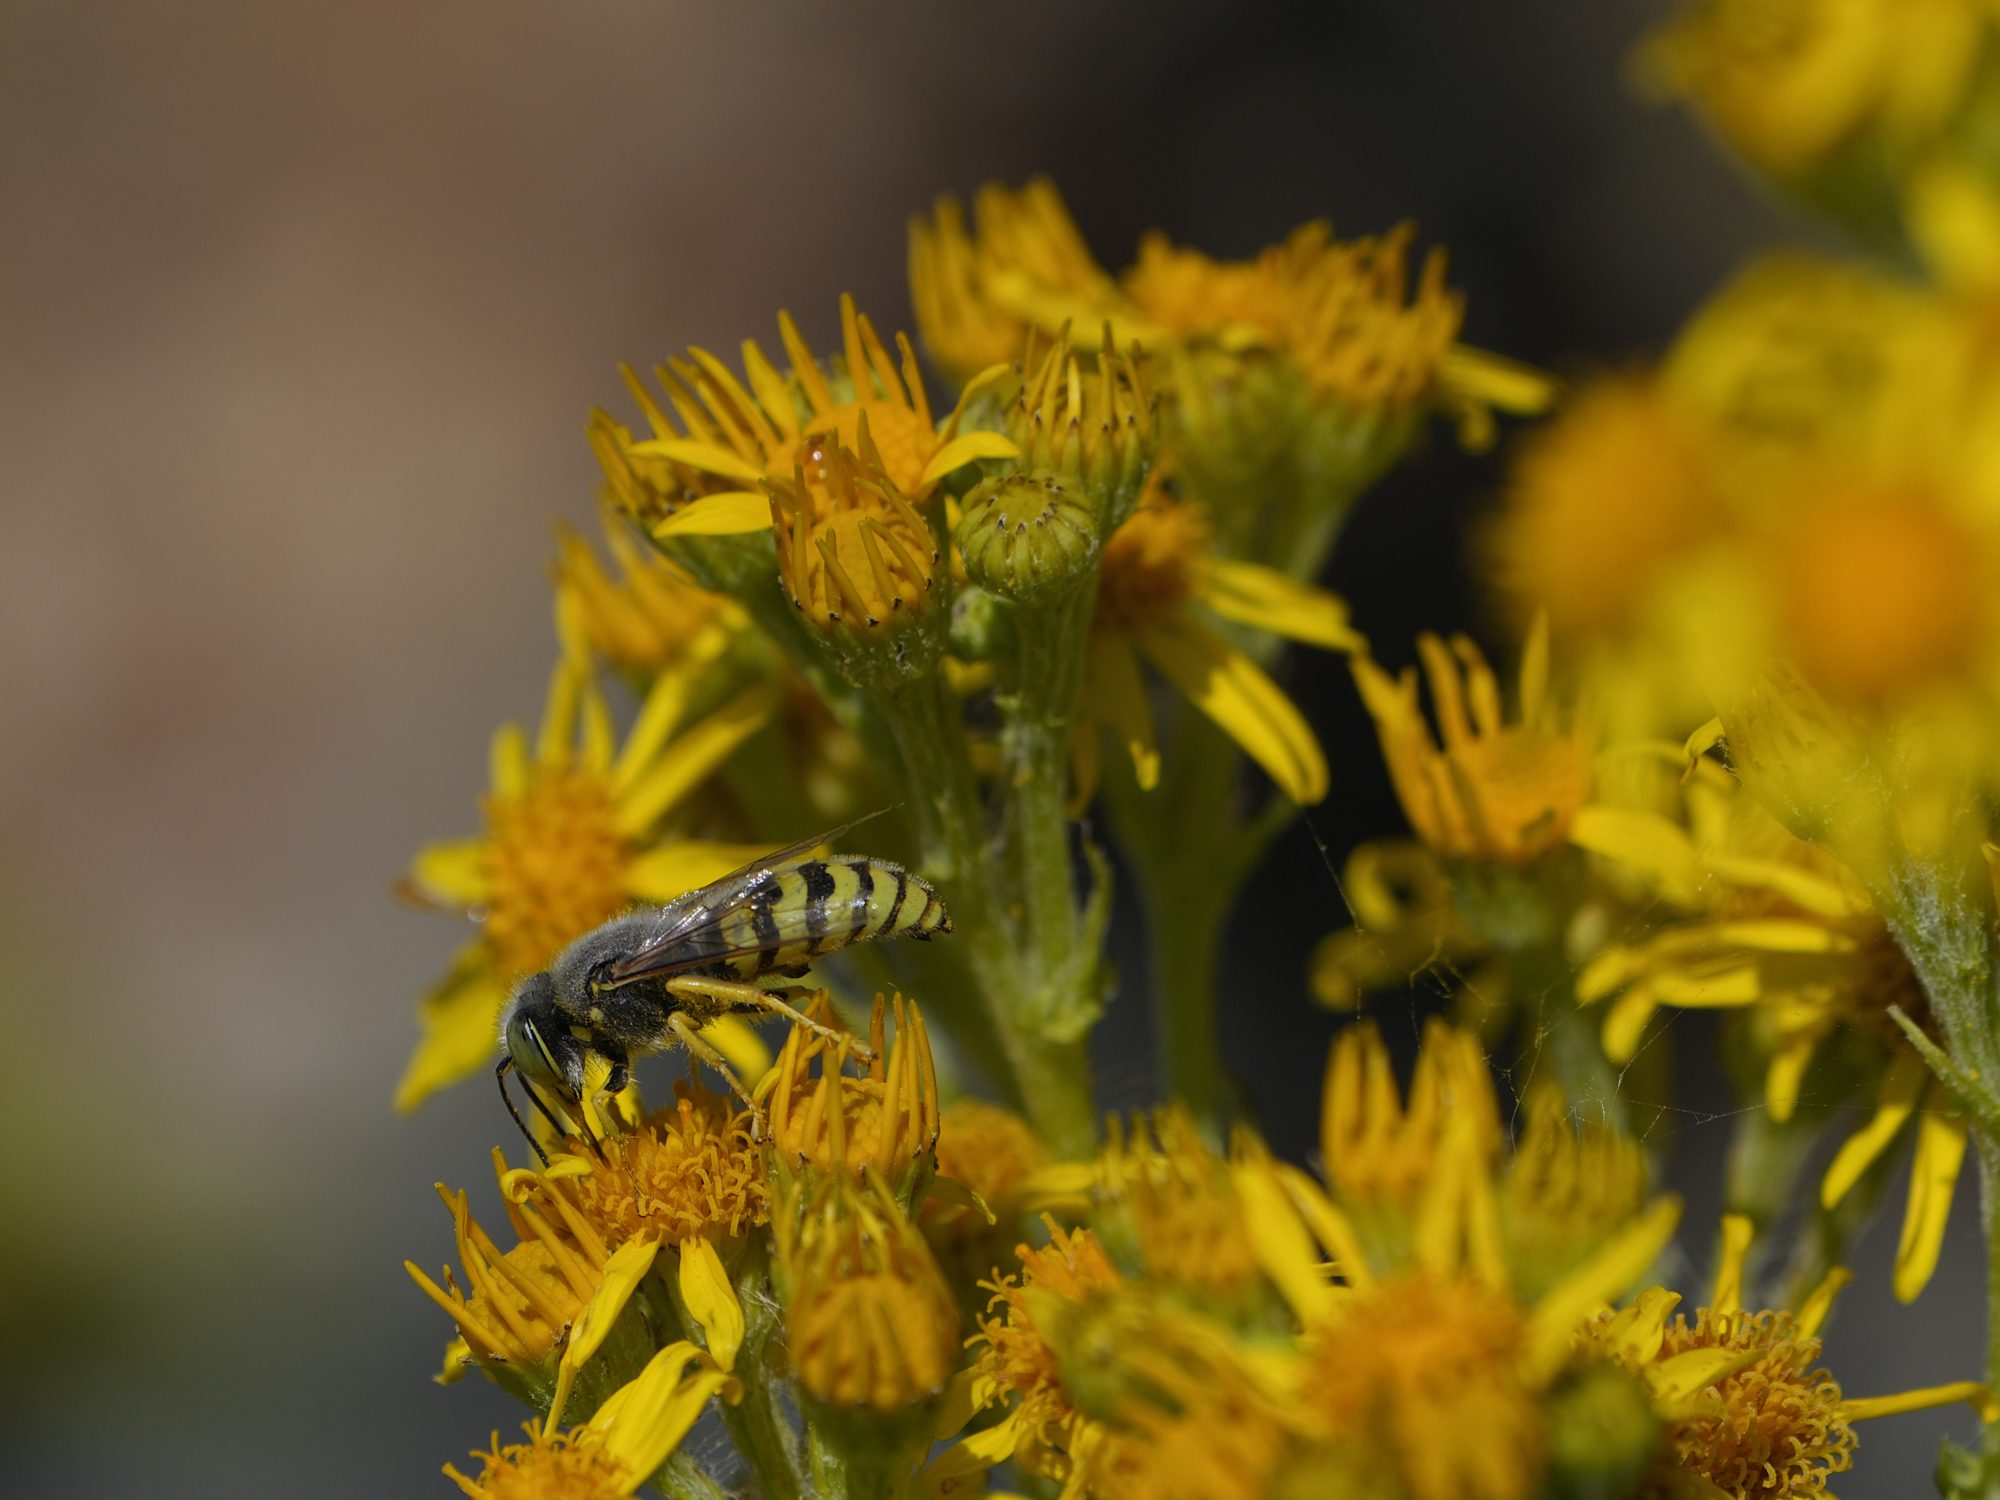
xmin=956 ymin=471 xmax=1100 ymax=602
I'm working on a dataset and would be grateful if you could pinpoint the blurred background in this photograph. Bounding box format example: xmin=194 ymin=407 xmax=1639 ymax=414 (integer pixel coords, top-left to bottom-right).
xmin=0 ymin=2 xmax=1973 ymax=1495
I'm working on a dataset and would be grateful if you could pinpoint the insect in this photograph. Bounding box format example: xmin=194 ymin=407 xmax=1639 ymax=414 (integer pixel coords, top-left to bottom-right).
xmin=495 ymin=814 xmax=950 ymax=1163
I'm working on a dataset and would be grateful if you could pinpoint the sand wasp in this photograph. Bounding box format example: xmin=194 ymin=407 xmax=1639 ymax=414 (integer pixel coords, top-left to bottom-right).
xmin=496 ymin=815 xmax=949 ymax=1161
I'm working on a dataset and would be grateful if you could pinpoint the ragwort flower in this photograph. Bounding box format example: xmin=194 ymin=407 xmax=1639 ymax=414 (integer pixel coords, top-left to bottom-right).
xmin=608 ymin=294 xmax=1015 ymax=541
xmin=1078 ymin=483 xmax=1362 ymax=805
xmin=550 ymin=505 xmax=749 ymax=682
xmin=1585 ymin=1214 xmax=1998 ymax=1497
xmin=1576 ymin=764 xmax=1967 ymax=1300
xmin=445 ymin=1342 xmax=739 ymax=1499
xmin=396 ymin=656 xmax=777 ymax=1110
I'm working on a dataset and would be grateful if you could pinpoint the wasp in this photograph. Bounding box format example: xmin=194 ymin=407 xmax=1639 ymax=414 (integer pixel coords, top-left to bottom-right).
xmin=496 ymin=815 xmax=950 ymax=1162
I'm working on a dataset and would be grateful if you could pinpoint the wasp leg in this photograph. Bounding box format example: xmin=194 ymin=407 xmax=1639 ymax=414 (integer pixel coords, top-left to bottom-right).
xmin=667 ymin=1011 xmax=768 ymax=1140
xmin=662 ymin=975 xmax=876 ymax=1062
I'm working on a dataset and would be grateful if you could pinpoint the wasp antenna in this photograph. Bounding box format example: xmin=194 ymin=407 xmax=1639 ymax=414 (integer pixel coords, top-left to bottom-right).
xmin=496 ymin=1057 xmax=553 ymax=1169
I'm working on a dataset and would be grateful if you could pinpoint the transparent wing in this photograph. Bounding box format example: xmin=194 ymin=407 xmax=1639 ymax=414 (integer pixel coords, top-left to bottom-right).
xmin=598 ymin=809 xmax=890 ymax=986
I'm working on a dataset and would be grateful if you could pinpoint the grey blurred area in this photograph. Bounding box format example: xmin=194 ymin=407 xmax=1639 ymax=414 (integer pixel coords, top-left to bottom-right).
xmin=0 ymin=1 xmax=1975 ymax=1495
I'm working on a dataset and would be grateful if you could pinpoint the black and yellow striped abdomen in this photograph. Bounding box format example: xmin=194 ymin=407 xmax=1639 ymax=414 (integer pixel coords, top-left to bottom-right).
xmin=707 ymin=855 xmax=949 ymax=981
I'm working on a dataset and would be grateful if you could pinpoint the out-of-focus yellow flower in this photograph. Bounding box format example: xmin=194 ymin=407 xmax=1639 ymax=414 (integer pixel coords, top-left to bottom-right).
xmin=1488 ymin=376 xmax=1720 ymax=644
xmin=550 ymin=506 xmax=748 ymax=680
xmin=776 ymin=1168 xmax=961 ymax=1414
xmin=608 ymin=295 xmax=1014 ymax=542
xmin=445 ymin=1342 xmax=739 ymax=1499
xmin=761 ymin=991 xmax=940 ymax=1196
xmin=396 ymin=657 xmax=777 ymax=1110
xmin=1576 ymin=764 xmax=1967 ymax=1300
xmin=1308 ymin=840 xmax=1488 ymax=1011
xmin=1093 ymin=1105 xmax=1266 ymax=1308
xmin=1237 ymin=1093 xmax=1683 ymax=1500
xmin=967 ymin=1220 xmax=1125 ymax=1487
xmin=1080 ymin=486 xmax=1361 ymax=805
xmin=1353 ymin=614 xmax=1594 ymax=864
xmin=1586 ymin=1214 xmax=1998 ymax=1496
xmin=922 ymin=1098 xmax=1089 ymax=1293
xmin=909 ymin=179 xmax=1554 ymax=449
xmin=1640 ymin=0 xmax=1989 ymax=175
xmin=1312 ymin=1021 xmax=1651 ymax=1298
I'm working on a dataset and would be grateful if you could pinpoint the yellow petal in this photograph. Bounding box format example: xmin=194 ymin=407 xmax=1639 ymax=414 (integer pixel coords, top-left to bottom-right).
xmin=1601 ymin=984 xmax=1662 ymax=1065
xmin=1822 ymin=1051 xmax=1928 ymax=1208
xmin=1137 ymin=615 xmax=1328 ymax=804
xmin=613 ymin=687 xmax=775 ymax=838
xmin=704 ymin=1015 xmax=773 ymax=1085
xmin=625 ymin=841 xmax=775 ymax=903
xmin=548 ymin=1235 xmax=663 ymax=1433
xmin=918 ymin=430 xmax=1020 ymax=488
xmin=489 ymin=722 xmax=530 ymax=799
xmin=1527 ymin=1196 xmax=1682 ymax=1381
xmin=677 ymin=1234 xmax=745 ymax=1370
xmin=1765 ymin=1028 xmax=1820 ymax=1125
xmin=407 ymin=839 xmax=490 ymax=907
xmin=1087 ymin=634 xmax=1159 ymax=790
xmin=611 ymin=665 xmax=698 ymax=797
xmin=650 ymin=491 xmax=775 ymax=537
xmin=394 ymin=952 xmax=507 ymax=1112
xmin=1276 ymin=1163 xmax=1375 ymax=1289
xmin=590 ymin=1341 xmax=741 ymax=1485
xmin=1234 ymin=1155 xmax=1337 ymax=1323
xmin=1653 ymin=1344 xmax=1765 ymax=1403
xmin=536 ymin=656 xmax=584 ymax=767
xmin=1894 ymin=1103 xmax=1968 ymax=1303
xmin=1795 ymin=1267 xmax=1852 ymax=1339
xmin=1843 ymin=1380 xmax=2000 ymax=1425
xmin=1599 ymin=1286 xmax=1681 ymax=1366
xmin=628 ymin=437 xmax=765 ymax=486
xmin=1568 ymin=805 xmax=1699 ymax=901
xmin=1202 ymin=561 xmax=1365 ymax=651
xmin=1710 ymin=1214 xmax=1753 ymax=1318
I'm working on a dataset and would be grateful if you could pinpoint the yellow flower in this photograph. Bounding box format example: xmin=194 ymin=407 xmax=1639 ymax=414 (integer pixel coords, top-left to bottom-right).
xmin=909 ymin=178 xmax=1122 ymax=384
xmin=1641 ymin=0 xmax=1988 ymax=175
xmin=550 ymin=505 xmax=749 ymax=680
xmin=1092 ymin=1105 xmax=1266 ymax=1307
xmin=1575 ymin=765 xmax=1969 ymax=1300
xmin=1313 ymin=1021 xmax=1650 ymax=1299
xmin=761 ymin=990 xmax=941 ymax=1194
xmin=612 ymin=294 xmax=1015 ymax=539
xmin=1586 ymin=1214 xmax=1999 ymax=1497
xmin=1308 ymin=841 xmax=1489 ymax=1012
xmin=1353 ymin=614 xmax=1594 ymax=864
xmin=396 ymin=656 xmax=777 ymax=1110
xmin=766 ymin=440 xmax=948 ymax=686
xmin=909 ymin=179 xmax=1553 ymax=448
xmin=1235 ymin=1096 xmax=1683 ymax=1500
xmin=1079 ymin=487 xmax=1362 ymax=805
xmin=445 ymin=1342 xmax=739 ymax=1499
xmin=412 ymin=1085 xmax=769 ymax=1430
xmin=1487 ymin=375 xmax=1720 ymax=643
xmin=968 ymin=1220 xmax=1125 ymax=1485
xmin=922 ymin=1098 xmax=1089 ymax=1293
xmin=775 ymin=1167 xmax=961 ymax=1414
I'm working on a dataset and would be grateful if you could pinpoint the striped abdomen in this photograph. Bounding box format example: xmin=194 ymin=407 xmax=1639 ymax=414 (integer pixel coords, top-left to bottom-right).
xmin=709 ymin=855 xmax=949 ymax=981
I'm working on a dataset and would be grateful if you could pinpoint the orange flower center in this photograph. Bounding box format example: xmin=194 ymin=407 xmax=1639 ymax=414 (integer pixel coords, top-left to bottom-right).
xmin=1496 ymin=380 xmax=1715 ymax=636
xmin=449 ymin=1426 xmax=628 ymax=1500
xmin=1095 ymin=502 xmax=1207 ymax=634
xmin=558 ymin=1090 xmax=770 ymax=1248
xmin=1439 ymin=729 xmax=1594 ymax=863
xmin=1304 ymin=1275 xmax=1545 ymax=1500
xmin=1777 ymin=488 xmax=1985 ymax=703
xmin=799 ymin=401 xmax=937 ymax=499
xmin=480 ymin=769 xmax=633 ymax=980
xmin=977 ymin=1225 xmax=1123 ymax=1476
xmin=1658 ymin=1308 xmax=1854 ymax=1499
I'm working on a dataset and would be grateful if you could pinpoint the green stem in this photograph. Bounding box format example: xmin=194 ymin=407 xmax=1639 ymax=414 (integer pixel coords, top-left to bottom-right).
xmin=652 ymin=1452 xmax=731 ymax=1500
xmin=877 ymin=670 xmax=1096 ymax=1155
xmin=703 ymin=1247 xmax=808 ymax=1500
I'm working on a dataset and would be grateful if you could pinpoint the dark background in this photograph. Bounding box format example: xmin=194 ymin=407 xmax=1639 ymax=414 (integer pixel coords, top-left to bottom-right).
xmin=0 ymin=2 xmax=1971 ymax=1495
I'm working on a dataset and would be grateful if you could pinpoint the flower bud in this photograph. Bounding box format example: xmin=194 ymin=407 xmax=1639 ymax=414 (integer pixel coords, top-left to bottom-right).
xmin=956 ymin=471 xmax=1100 ymax=602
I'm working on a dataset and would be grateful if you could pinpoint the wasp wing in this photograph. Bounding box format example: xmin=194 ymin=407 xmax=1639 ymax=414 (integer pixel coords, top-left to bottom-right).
xmin=598 ymin=810 xmax=891 ymax=986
